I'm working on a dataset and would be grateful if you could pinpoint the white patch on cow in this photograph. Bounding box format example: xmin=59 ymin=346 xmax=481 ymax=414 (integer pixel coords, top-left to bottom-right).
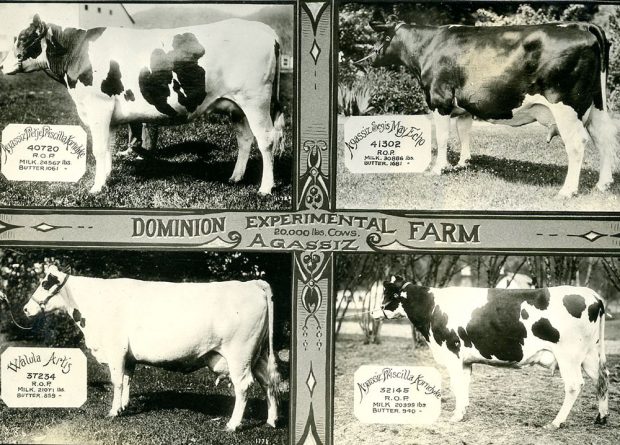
xmin=25 ymin=270 xmax=281 ymax=430
xmin=430 ymin=287 xmax=489 ymax=336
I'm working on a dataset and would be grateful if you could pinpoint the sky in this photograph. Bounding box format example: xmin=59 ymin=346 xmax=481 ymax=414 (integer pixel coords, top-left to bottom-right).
xmin=0 ymin=2 xmax=269 ymax=37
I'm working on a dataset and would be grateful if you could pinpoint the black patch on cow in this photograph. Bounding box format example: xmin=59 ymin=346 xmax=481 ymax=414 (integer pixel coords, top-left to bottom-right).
xmin=72 ymin=309 xmax=86 ymax=328
xmin=101 ymin=60 xmax=124 ymax=96
xmin=457 ymin=326 xmax=472 ymax=348
xmin=124 ymin=89 xmax=135 ymax=101
xmin=43 ymin=25 xmax=105 ymax=89
xmin=462 ymin=288 xmax=551 ymax=362
xmin=588 ymin=300 xmax=605 ymax=322
xmin=563 ymin=294 xmax=587 ymax=319
xmin=531 ymin=317 xmax=560 ymax=343
xmin=521 ymin=308 xmax=529 ymax=320
xmin=391 ymin=24 xmax=603 ymax=121
xmin=139 ymin=33 xmax=207 ymax=116
xmin=397 ymin=285 xmax=436 ymax=342
xmin=41 ymin=274 xmax=60 ymax=291
xmin=431 ymin=306 xmax=461 ymax=356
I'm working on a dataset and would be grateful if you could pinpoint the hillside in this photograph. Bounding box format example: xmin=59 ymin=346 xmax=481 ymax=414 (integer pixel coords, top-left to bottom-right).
xmin=132 ymin=5 xmax=293 ymax=53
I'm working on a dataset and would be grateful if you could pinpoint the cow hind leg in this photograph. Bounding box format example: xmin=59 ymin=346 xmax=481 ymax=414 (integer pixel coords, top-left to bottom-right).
xmin=240 ymin=102 xmax=276 ymax=194
xmin=253 ymin=351 xmax=279 ymax=428
xmin=581 ymin=347 xmax=609 ymax=425
xmin=225 ymin=358 xmax=254 ymax=431
xmin=548 ymin=104 xmax=590 ymax=197
xmin=430 ymin=111 xmax=451 ymax=175
xmin=229 ymin=114 xmax=255 ymax=184
xmin=455 ymin=114 xmax=473 ymax=168
xmin=547 ymin=356 xmax=584 ymax=429
xmin=586 ymin=108 xmax=619 ymax=192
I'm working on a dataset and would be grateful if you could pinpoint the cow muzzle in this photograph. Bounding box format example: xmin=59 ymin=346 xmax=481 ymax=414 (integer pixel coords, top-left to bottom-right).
xmin=1 ymin=51 xmax=22 ymax=75
xmin=22 ymin=299 xmax=42 ymax=318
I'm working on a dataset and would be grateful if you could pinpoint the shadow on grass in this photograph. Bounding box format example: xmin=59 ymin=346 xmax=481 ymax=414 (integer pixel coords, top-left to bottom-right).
xmin=447 ymin=152 xmax=610 ymax=189
xmin=123 ymin=140 xmax=292 ymax=186
xmin=130 ymin=391 xmax=289 ymax=428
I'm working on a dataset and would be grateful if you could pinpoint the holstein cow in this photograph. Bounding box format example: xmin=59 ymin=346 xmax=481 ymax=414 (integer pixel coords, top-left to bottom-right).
xmin=372 ymin=276 xmax=609 ymax=428
xmin=366 ymin=19 xmax=619 ymax=197
xmin=23 ymin=265 xmax=281 ymax=431
xmin=1 ymin=14 xmax=284 ymax=194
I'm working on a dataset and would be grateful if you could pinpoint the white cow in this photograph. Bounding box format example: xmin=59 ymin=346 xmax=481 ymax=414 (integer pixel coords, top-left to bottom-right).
xmin=374 ymin=276 xmax=609 ymax=428
xmin=23 ymin=265 xmax=281 ymax=431
xmin=2 ymin=15 xmax=285 ymax=194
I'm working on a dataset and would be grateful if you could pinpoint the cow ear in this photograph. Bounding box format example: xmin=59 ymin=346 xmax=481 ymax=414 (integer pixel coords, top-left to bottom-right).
xmin=32 ymin=14 xmax=47 ymax=35
xmin=370 ymin=21 xmax=395 ymax=34
xmin=45 ymin=264 xmax=59 ymax=275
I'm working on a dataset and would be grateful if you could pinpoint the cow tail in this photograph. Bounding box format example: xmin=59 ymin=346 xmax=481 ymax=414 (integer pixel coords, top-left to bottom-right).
xmin=584 ymin=24 xmax=620 ymax=175
xmin=587 ymin=23 xmax=610 ymax=112
xmin=597 ymin=300 xmax=609 ymax=402
xmin=258 ymin=280 xmax=281 ymax=402
xmin=270 ymin=40 xmax=286 ymax=157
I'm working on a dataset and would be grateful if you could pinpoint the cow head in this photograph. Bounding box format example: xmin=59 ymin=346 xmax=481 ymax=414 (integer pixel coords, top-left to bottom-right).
xmin=23 ymin=265 xmax=68 ymax=318
xmin=372 ymin=275 xmax=408 ymax=320
xmin=358 ymin=15 xmax=404 ymax=68
xmin=1 ymin=14 xmax=51 ymax=75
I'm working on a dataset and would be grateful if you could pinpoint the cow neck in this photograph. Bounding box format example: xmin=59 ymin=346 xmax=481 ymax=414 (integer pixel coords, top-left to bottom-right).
xmin=56 ymin=275 xmax=88 ymax=332
xmin=45 ymin=24 xmax=99 ymax=87
xmin=399 ymin=284 xmax=435 ymax=341
xmin=397 ymin=25 xmax=437 ymax=75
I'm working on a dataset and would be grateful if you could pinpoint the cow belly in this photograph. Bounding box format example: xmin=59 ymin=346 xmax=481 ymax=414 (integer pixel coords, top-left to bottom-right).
xmin=486 ymin=95 xmax=556 ymax=128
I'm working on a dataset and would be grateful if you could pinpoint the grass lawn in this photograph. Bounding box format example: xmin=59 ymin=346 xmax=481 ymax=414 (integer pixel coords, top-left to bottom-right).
xmin=335 ymin=333 xmax=620 ymax=445
xmin=337 ymin=117 xmax=620 ymax=211
xmin=0 ymin=72 xmax=292 ymax=210
xmin=0 ymin=345 xmax=289 ymax=445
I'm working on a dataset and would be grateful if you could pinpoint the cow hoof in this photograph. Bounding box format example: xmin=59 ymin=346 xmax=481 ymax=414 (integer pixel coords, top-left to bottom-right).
xmin=595 ymin=181 xmax=611 ymax=193
xmin=449 ymin=414 xmax=464 ymax=423
xmin=229 ymin=174 xmax=244 ymax=184
xmin=544 ymin=422 xmax=562 ymax=430
xmin=595 ymin=414 xmax=608 ymax=425
xmin=430 ymin=166 xmax=447 ymax=175
xmin=224 ymin=423 xmax=239 ymax=432
xmin=267 ymin=418 xmax=277 ymax=428
xmin=89 ymin=185 xmax=104 ymax=194
xmin=107 ymin=409 xmax=120 ymax=418
xmin=258 ymin=187 xmax=273 ymax=195
xmin=116 ymin=148 xmax=133 ymax=158
xmin=556 ymin=188 xmax=577 ymax=198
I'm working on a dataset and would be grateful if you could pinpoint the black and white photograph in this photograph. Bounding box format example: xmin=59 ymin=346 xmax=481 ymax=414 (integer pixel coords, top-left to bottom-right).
xmin=334 ymin=253 xmax=620 ymax=444
xmin=0 ymin=2 xmax=294 ymax=209
xmin=0 ymin=249 xmax=291 ymax=444
xmin=337 ymin=2 xmax=620 ymax=211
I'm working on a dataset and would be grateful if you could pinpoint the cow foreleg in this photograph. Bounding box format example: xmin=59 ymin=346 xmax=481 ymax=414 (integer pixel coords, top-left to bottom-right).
xmin=229 ymin=115 xmax=255 ymax=184
xmin=121 ymin=361 xmax=136 ymax=411
xmin=431 ymin=111 xmax=451 ymax=175
xmin=547 ymin=356 xmax=584 ymax=429
xmin=83 ymin=101 xmax=114 ymax=194
xmin=455 ymin=114 xmax=473 ymax=168
xmin=445 ymin=358 xmax=470 ymax=422
xmin=107 ymin=356 xmax=127 ymax=417
xmin=549 ymin=104 xmax=590 ymax=197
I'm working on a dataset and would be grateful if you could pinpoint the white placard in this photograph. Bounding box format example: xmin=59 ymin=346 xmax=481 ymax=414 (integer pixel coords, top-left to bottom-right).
xmin=1 ymin=124 xmax=87 ymax=182
xmin=1 ymin=347 xmax=87 ymax=408
xmin=354 ymin=365 xmax=441 ymax=424
xmin=343 ymin=115 xmax=432 ymax=173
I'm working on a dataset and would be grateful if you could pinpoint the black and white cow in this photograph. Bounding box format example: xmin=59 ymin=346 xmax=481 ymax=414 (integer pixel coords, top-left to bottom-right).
xmin=1 ymin=14 xmax=284 ymax=194
xmin=373 ymin=276 xmax=609 ymax=428
xmin=365 ymin=18 xmax=619 ymax=197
